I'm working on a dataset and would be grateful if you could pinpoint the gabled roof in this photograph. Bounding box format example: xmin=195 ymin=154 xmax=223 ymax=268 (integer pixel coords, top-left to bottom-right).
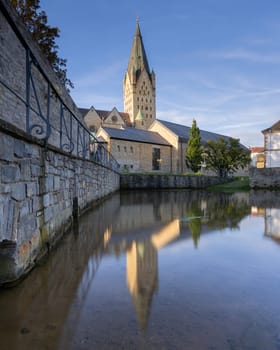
xmin=78 ymin=108 xmax=90 ymax=117
xmin=101 ymin=127 xmax=171 ymax=146
xmin=262 ymin=120 xmax=280 ymax=134
xmin=79 ymin=106 xmax=132 ymax=126
xmin=157 ymin=119 xmax=235 ymax=144
xmin=127 ymin=22 xmax=150 ymax=76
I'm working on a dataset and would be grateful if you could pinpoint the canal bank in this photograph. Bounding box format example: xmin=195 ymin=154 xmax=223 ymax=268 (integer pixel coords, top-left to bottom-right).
xmin=120 ymin=173 xmax=228 ymax=189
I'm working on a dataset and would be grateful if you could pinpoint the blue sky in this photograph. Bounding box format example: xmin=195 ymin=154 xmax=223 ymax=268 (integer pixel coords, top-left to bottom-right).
xmin=40 ymin=0 xmax=280 ymax=147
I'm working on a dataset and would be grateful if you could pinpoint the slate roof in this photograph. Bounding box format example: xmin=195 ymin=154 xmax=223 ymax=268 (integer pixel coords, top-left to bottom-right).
xmin=158 ymin=119 xmax=235 ymax=144
xmin=127 ymin=22 xmax=150 ymax=75
xmin=262 ymin=120 xmax=280 ymax=134
xmin=78 ymin=108 xmax=89 ymax=117
xmin=102 ymin=127 xmax=172 ymax=146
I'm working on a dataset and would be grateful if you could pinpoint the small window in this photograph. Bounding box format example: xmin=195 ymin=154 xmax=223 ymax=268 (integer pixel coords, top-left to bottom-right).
xmin=130 ymin=146 xmax=133 ymax=153
xmin=111 ymin=115 xmax=117 ymax=122
xmin=117 ymin=145 xmax=120 ymax=152
xmin=130 ymin=165 xmax=133 ymax=169
xmin=124 ymin=146 xmax=127 ymax=152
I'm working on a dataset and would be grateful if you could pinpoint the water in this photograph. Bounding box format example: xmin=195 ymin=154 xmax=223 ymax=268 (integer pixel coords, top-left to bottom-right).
xmin=1 ymin=190 xmax=280 ymax=350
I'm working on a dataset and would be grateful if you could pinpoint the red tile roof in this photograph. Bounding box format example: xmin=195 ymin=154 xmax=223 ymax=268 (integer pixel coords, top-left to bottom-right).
xmin=250 ymin=147 xmax=265 ymax=153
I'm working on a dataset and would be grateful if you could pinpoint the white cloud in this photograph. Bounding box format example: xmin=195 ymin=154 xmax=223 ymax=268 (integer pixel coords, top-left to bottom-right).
xmin=207 ymin=48 xmax=280 ymax=64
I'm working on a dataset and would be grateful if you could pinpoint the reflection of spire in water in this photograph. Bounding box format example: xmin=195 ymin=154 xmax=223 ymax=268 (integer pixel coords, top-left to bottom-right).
xmin=127 ymin=240 xmax=158 ymax=330
xmin=126 ymin=220 xmax=180 ymax=330
xmin=103 ymin=226 xmax=112 ymax=247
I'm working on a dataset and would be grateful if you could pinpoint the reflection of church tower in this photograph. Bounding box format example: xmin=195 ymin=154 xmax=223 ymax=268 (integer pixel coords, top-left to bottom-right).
xmin=123 ymin=21 xmax=156 ymax=130
xmin=126 ymin=240 xmax=158 ymax=330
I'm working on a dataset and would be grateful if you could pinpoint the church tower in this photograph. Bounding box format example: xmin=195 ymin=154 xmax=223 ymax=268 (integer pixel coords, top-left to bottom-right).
xmin=123 ymin=21 xmax=156 ymax=130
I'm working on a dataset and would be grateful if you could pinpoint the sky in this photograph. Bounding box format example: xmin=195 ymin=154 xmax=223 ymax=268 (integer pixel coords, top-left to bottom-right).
xmin=40 ymin=0 xmax=280 ymax=147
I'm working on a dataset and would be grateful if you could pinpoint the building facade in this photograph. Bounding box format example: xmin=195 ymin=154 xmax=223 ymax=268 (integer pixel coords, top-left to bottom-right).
xmin=81 ymin=22 xmax=241 ymax=174
xmin=262 ymin=121 xmax=280 ymax=168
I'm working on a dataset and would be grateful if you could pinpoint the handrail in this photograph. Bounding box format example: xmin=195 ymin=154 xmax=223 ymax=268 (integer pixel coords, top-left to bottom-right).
xmin=0 ymin=0 xmax=119 ymax=172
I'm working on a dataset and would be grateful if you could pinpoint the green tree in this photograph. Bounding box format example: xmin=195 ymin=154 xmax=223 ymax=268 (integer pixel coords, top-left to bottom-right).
xmin=204 ymin=137 xmax=250 ymax=177
xmin=186 ymin=119 xmax=202 ymax=172
xmin=10 ymin=0 xmax=73 ymax=90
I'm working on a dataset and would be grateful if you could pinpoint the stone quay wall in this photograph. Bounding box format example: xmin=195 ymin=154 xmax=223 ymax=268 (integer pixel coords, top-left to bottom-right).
xmin=120 ymin=174 xmax=226 ymax=189
xmin=249 ymin=167 xmax=280 ymax=188
xmin=0 ymin=125 xmax=119 ymax=285
xmin=0 ymin=0 xmax=120 ymax=285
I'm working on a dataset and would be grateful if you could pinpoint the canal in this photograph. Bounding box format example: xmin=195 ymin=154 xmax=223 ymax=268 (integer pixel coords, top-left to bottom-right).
xmin=1 ymin=189 xmax=280 ymax=350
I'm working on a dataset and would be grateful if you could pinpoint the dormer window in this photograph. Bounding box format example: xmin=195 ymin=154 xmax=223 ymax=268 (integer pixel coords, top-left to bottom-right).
xmin=111 ymin=115 xmax=117 ymax=122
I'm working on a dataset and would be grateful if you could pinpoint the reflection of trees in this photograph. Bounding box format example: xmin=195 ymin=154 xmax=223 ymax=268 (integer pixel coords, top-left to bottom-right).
xmin=186 ymin=205 xmax=203 ymax=248
xmin=205 ymin=194 xmax=250 ymax=230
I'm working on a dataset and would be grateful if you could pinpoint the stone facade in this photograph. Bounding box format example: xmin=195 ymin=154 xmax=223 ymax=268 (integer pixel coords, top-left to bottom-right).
xmin=123 ymin=23 xmax=156 ymax=129
xmin=262 ymin=121 xmax=280 ymax=168
xmin=249 ymin=167 xmax=280 ymax=188
xmin=0 ymin=127 xmax=119 ymax=285
xmin=120 ymin=174 xmax=226 ymax=189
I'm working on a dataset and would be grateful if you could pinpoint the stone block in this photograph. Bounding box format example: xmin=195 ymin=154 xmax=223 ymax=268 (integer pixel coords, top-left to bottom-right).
xmin=0 ymin=184 xmax=11 ymax=194
xmin=0 ymin=133 xmax=14 ymax=161
xmin=19 ymin=159 xmax=31 ymax=181
xmin=44 ymin=207 xmax=52 ymax=223
xmin=11 ymin=183 xmax=26 ymax=201
xmin=43 ymin=193 xmax=50 ymax=207
xmin=45 ymin=175 xmax=54 ymax=192
xmin=31 ymin=164 xmax=41 ymax=177
xmin=54 ymin=176 xmax=60 ymax=191
xmin=14 ymin=139 xmax=25 ymax=158
xmin=18 ymin=214 xmax=37 ymax=242
xmin=26 ymin=182 xmax=37 ymax=197
xmin=1 ymin=164 xmax=20 ymax=183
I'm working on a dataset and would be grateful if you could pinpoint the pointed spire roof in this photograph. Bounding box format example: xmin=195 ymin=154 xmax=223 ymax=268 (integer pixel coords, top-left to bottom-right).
xmin=127 ymin=21 xmax=150 ymax=75
xmin=135 ymin=109 xmax=144 ymax=121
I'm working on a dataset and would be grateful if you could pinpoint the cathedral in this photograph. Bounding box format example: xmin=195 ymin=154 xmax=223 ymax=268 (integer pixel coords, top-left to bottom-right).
xmin=80 ymin=22 xmax=231 ymax=174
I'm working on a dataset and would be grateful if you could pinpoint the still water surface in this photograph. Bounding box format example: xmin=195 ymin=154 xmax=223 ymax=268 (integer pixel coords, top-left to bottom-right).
xmin=1 ymin=190 xmax=280 ymax=350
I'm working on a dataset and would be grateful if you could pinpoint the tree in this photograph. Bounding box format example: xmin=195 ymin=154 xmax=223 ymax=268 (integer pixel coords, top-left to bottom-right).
xmin=204 ymin=137 xmax=250 ymax=177
xmin=10 ymin=0 xmax=73 ymax=90
xmin=186 ymin=119 xmax=202 ymax=172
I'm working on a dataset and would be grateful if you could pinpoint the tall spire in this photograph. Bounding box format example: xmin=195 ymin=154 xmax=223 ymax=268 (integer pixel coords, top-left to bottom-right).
xmin=127 ymin=20 xmax=150 ymax=76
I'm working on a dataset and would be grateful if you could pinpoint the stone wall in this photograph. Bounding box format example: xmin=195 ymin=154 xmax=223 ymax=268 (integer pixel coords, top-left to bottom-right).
xmin=249 ymin=167 xmax=280 ymax=188
xmin=120 ymin=174 xmax=226 ymax=189
xmin=0 ymin=125 xmax=119 ymax=285
xmin=0 ymin=0 xmax=120 ymax=285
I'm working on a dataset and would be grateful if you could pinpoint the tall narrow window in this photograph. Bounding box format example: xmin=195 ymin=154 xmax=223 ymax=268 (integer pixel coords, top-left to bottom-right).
xmin=152 ymin=148 xmax=161 ymax=170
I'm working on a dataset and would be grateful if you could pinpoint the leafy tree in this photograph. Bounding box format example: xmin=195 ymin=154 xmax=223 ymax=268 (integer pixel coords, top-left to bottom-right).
xmin=204 ymin=137 xmax=250 ymax=177
xmin=10 ymin=0 xmax=73 ymax=90
xmin=186 ymin=119 xmax=202 ymax=172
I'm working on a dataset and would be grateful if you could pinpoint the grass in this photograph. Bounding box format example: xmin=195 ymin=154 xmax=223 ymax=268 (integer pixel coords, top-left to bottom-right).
xmin=208 ymin=176 xmax=250 ymax=192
